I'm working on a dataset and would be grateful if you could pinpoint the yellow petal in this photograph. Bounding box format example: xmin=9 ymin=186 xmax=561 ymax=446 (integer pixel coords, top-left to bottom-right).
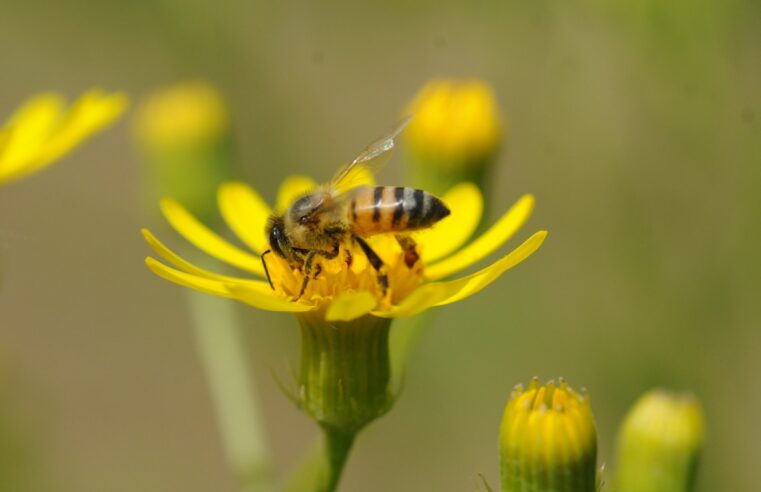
xmin=371 ymin=283 xmax=447 ymax=318
xmin=416 ymin=182 xmax=483 ymax=263
xmin=276 ymin=175 xmax=317 ymax=212
xmin=0 ymin=90 xmax=127 ymax=185
xmin=146 ymin=256 xmax=233 ymax=298
xmin=146 ymin=257 xmax=302 ymax=313
xmin=432 ymin=230 xmax=547 ymax=305
xmin=0 ymin=94 xmax=65 ymax=180
xmin=325 ymin=291 xmax=378 ymax=322
xmin=160 ymin=198 xmax=265 ymax=277
xmin=225 ymin=284 xmax=312 ymax=312
xmin=0 ymin=129 xmax=11 ymax=163
xmin=378 ymin=231 xmax=547 ymax=317
xmin=142 ymin=228 xmax=247 ymax=282
xmin=35 ymin=90 xmax=128 ymax=166
xmin=218 ymin=181 xmax=272 ymax=253
xmin=425 ymin=194 xmax=535 ymax=280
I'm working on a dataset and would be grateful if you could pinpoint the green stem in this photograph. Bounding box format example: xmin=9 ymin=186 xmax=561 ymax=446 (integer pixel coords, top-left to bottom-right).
xmin=319 ymin=428 xmax=356 ymax=492
xmin=187 ymin=289 xmax=273 ymax=492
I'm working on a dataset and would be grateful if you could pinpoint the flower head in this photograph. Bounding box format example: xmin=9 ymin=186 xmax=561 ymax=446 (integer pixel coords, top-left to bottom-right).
xmin=615 ymin=389 xmax=704 ymax=492
xmin=0 ymin=90 xmax=127 ymax=186
xmin=142 ymin=174 xmax=546 ymax=322
xmin=133 ymin=81 xmax=229 ymax=151
xmin=404 ymin=79 xmax=503 ymax=172
xmin=133 ymin=81 xmax=233 ymax=222
xmin=500 ymin=378 xmax=598 ymax=492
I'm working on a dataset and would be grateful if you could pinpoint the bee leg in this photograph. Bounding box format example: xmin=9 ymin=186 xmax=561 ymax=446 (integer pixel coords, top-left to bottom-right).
xmin=352 ymin=235 xmax=388 ymax=295
xmin=296 ymin=251 xmax=317 ymax=300
xmin=312 ymin=244 xmax=339 ymax=280
xmin=395 ymin=234 xmax=419 ymax=268
xmin=323 ymin=243 xmax=341 ymax=260
xmin=295 ymin=246 xmax=340 ymax=299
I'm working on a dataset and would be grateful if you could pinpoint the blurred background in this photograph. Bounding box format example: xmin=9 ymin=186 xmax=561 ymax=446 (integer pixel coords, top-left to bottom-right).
xmin=1 ymin=0 xmax=759 ymax=490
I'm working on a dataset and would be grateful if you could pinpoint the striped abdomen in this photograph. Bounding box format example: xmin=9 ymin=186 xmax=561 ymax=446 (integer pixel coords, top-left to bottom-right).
xmin=348 ymin=186 xmax=450 ymax=235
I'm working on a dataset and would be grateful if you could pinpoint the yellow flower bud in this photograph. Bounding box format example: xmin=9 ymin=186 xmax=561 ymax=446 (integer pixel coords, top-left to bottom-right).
xmin=615 ymin=390 xmax=705 ymax=492
xmin=132 ymin=81 xmax=234 ymax=223
xmin=404 ymin=79 xmax=503 ymax=191
xmin=133 ymin=81 xmax=229 ymax=150
xmin=500 ymin=378 xmax=597 ymax=492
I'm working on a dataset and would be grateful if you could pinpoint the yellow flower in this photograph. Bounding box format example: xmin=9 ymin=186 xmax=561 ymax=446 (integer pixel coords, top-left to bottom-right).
xmin=132 ymin=81 xmax=233 ymax=222
xmin=142 ymin=176 xmax=546 ymax=322
xmin=404 ymin=79 xmax=503 ymax=171
xmin=500 ymin=378 xmax=598 ymax=492
xmin=0 ymin=90 xmax=128 ymax=185
xmin=133 ymin=81 xmax=229 ymax=150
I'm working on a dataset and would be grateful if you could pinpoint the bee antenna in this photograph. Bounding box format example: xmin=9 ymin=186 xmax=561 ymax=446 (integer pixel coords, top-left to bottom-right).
xmin=261 ymin=249 xmax=275 ymax=290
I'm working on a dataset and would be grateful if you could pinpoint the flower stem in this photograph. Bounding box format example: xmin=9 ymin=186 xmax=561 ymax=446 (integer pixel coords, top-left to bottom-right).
xmin=187 ymin=289 xmax=273 ymax=492
xmin=319 ymin=427 xmax=356 ymax=492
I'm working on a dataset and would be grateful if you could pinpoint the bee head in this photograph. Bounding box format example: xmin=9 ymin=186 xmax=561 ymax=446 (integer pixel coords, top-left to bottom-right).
xmin=266 ymin=215 xmax=290 ymax=259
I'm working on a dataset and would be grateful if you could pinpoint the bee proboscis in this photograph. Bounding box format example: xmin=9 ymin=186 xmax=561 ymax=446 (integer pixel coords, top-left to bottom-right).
xmin=263 ymin=118 xmax=451 ymax=299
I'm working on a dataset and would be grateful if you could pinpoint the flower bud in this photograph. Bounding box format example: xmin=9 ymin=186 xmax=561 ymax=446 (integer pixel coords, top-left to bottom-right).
xmin=403 ymin=79 xmax=504 ymax=195
xmin=500 ymin=378 xmax=597 ymax=492
xmin=133 ymin=81 xmax=233 ymax=223
xmin=615 ymin=390 xmax=705 ymax=492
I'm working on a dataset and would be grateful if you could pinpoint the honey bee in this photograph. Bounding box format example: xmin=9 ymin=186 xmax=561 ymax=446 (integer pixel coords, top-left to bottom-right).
xmin=263 ymin=118 xmax=451 ymax=298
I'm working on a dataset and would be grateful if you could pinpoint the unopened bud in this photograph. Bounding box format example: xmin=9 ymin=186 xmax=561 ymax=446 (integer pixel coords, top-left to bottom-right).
xmin=404 ymin=79 xmax=504 ymax=195
xmin=133 ymin=81 xmax=233 ymax=223
xmin=500 ymin=377 xmax=597 ymax=492
xmin=615 ymin=389 xmax=704 ymax=492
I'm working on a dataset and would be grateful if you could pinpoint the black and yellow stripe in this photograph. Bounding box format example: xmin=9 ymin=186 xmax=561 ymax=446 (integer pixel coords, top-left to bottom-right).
xmin=350 ymin=185 xmax=450 ymax=235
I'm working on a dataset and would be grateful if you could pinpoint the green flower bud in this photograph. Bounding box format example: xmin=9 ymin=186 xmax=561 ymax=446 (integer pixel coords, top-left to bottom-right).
xmin=615 ymin=390 xmax=705 ymax=492
xmin=132 ymin=81 xmax=234 ymax=223
xmin=500 ymin=378 xmax=598 ymax=492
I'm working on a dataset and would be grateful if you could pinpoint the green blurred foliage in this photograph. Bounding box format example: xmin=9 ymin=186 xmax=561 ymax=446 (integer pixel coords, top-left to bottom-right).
xmin=0 ymin=0 xmax=759 ymax=491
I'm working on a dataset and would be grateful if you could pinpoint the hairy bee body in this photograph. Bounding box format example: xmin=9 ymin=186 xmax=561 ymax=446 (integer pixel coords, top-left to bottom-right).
xmin=267 ymin=185 xmax=449 ymax=264
xmin=262 ymin=118 xmax=451 ymax=297
xmin=348 ymin=186 xmax=450 ymax=235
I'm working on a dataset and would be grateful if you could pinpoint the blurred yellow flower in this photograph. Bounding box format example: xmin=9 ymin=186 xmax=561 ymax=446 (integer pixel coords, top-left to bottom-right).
xmin=615 ymin=390 xmax=704 ymax=492
xmin=404 ymin=79 xmax=503 ymax=171
xmin=0 ymin=90 xmax=127 ymax=185
xmin=500 ymin=378 xmax=597 ymax=492
xmin=142 ymin=176 xmax=545 ymax=322
xmin=132 ymin=81 xmax=233 ymax=222
xmin=133 ymin=81 xmax=228 ymax=150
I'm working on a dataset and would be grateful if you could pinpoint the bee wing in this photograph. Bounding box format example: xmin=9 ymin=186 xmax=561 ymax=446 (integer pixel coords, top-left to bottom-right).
xmin=330 ymin=116 xmax=411 ymax=195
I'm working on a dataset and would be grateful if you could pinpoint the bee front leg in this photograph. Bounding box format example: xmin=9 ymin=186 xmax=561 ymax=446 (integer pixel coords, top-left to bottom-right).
xmin=352 ymin=235 xmax=389 ymax=296
xmin=296 ymin=251 xmax=317 ymax=300
xmin=295 ymin=245 xmax=340 ymax=299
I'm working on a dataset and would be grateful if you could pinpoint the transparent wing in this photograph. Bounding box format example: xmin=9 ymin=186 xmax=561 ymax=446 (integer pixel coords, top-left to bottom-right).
xmin=330 ymin=116 xmax=411 ymax=195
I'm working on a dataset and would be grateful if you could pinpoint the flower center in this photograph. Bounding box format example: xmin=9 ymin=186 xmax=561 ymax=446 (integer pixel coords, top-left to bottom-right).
xmin=512 ymin=378 xmax=588 ymax=414
xmin=265 ymin=235 xmax=425 ymax=306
